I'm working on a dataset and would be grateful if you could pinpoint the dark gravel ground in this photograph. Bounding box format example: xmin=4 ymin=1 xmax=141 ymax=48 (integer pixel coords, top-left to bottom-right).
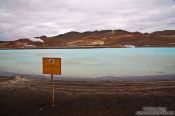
xmin=0 ymin=77 xmax=175 ymax=116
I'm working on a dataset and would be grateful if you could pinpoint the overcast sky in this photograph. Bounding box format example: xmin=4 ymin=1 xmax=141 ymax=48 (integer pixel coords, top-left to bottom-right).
xmin=0 ymin=0 xmax=175 ymax=40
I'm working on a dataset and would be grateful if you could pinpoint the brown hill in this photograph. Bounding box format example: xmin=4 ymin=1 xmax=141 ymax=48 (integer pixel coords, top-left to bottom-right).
xmin=3 ymin=39 xmax=43 ymax=48
xmin=35 ymin=30 xmax=175 ymax=48
xmin=1 ymin=30 xmax=175 ymax=49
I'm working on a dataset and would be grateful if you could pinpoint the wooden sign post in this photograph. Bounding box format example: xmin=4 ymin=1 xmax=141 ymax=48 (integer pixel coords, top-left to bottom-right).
xmin=43 ymin=57 xmax=61 ymax=107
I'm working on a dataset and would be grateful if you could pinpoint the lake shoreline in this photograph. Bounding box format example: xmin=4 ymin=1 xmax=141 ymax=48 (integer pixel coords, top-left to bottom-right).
xmin=0 ymin=71 xmax=175 ymax=82
xmin=1 ymin=46 xmax=175 ymax=50
xmin=0 ymin=76 xmax=175 ymax=116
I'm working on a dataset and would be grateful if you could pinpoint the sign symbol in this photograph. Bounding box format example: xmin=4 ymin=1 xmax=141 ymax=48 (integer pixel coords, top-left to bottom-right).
xmin=49 ymin=59 xmax=54 ymax=64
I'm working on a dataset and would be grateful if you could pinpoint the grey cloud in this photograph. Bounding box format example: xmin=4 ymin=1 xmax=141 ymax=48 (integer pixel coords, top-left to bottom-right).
xmin=0 ymin=0 xmax=175 ymax=40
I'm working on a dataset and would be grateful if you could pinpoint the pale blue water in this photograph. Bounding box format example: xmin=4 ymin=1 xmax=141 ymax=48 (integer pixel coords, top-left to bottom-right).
xmin=0 ymin=48 xmax=175 ymax=78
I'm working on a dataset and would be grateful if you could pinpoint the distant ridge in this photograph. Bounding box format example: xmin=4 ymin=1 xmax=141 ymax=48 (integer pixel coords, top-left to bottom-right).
xmin=1 ymin=30 xmax=175 ymax=49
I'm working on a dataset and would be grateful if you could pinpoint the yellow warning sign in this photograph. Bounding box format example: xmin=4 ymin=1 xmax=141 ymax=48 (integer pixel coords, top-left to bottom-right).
xmin=43 ymin=57 xmax=61 ymax=75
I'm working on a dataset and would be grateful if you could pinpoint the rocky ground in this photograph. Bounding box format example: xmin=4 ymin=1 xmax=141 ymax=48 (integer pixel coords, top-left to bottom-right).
xmin=0 ymin=76 xmax=175 ymax=116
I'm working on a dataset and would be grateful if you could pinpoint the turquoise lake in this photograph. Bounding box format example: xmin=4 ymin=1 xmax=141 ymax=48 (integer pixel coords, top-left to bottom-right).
xmin=0 ymin=48 xmax=175 ymax=78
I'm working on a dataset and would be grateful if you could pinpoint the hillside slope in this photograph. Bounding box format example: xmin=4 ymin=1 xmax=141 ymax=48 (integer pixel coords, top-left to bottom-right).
xmin=1 ymin=30 xmax=175 ymax=48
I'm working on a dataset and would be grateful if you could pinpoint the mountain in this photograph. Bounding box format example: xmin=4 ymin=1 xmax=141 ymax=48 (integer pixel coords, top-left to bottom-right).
xmin=0 ymin=39 xmax=43 ymax=49
xmin=1 ymin=30 xmax=175 ymax=49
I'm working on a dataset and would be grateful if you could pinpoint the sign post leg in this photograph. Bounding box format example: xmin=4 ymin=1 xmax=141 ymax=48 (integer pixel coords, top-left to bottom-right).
xmin=51 ymin=74 xmax=55 ymax=107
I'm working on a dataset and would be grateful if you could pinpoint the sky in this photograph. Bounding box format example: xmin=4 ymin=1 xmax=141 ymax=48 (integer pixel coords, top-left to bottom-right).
xmin=0 ymin=0 xmax=175 ymax=41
